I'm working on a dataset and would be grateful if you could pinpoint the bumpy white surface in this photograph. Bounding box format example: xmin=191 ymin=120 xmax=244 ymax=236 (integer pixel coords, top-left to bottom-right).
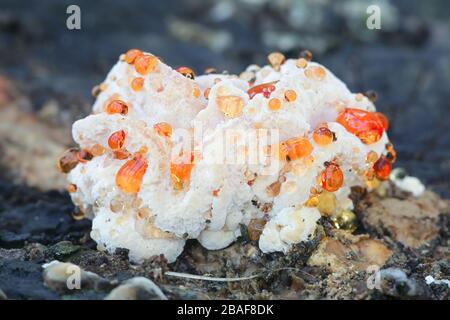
xmin=67 ymin=52 xmax=390 ymax=262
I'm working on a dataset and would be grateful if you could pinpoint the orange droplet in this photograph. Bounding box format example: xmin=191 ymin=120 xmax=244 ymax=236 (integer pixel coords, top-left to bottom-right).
xmin=212 ymin=189 xmax=220 ymax=197
xmin=76 ymin=149 xmax=93 ymax=163
xmin=193 ymin=86 xmax=201 ymax=98
xmin=176 ymin=66 xmax=195 ymax=79
xmin=284 ymin=90 xmax=297 ymax=102
xmin=373 ymin=155 xmax=392 ymax=180
xmin=108 ymin=130 xmax=126 ymax=150
xmin=131 ymin=77 xmax=144 ymax=91
xmin=116 ymin=153 xmax=148 ymax=193
xmin=134 ymin=55 xmax=158 ymax=75
xmin=279 ymin=137 xmax=313 ymax=161
xmin=170 ymin=151 xmax=197 ymax=189
xmin=124 ymin=49 xmax=144 ymax=64
xmin=113 ymin=149 xmax=131 ymax=160
xmin=320 ymin=163 xmax=344 ymax=192
xmin=106 ymin=100 xmax=128 ymax=115
xmin=57 ymin=148 xmax=80 ymax=173
xmin=204 ymin=88 xmax=211 ymax=99
xmin=336 ymin=108 xmax=384 ymax=144
xmin=268 ymin=98 xmax=281 ymax=111
xmin=313 ymin=126 xmax=334 ymax=145
xmin=247 ymin=81 xmax=277 ymax=99
xmin=216 ymin=95 xmax=244 ymax=118
xmin=153 ymin=122 xmax=172 ymax=137
xmin=304 ymin=66 xmax=326 ymax=80
xmin=67 ymin=184 xmax=77 ymax=193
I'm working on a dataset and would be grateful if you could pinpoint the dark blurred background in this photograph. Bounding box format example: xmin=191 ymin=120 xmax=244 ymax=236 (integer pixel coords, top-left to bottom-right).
xmin=0 ymin=0 xmax=449 ymax=197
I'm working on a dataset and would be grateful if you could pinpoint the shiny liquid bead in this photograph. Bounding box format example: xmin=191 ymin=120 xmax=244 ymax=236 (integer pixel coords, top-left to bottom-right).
xmin=176 ymin=66 xmax=195 ymax=79
xmin=154 ymin=122 xmax=173 ymax=137
xmin=131 ymin=77 xmax=144 ymax=91
xmin=124 ymin=49 xmax=143 ymax=64
xmin=134 ymin=55 xmax=158 ymax=75
xmin=373 ymin=155 xmax=392 ymax=180
xmin=170 ymin=152 xmax=197 ymax=189
xmin=57 ymin=148 xmax=80 ymax=173
xmin=279 ymin=137 xmax=313 ymax=161
xmin=108 ymin=130 xmax=126 ymax=150
xmin=216 ymin=95 xmax=244 ymax=118
xmin=320 ymin=163 xmax=344 ymax=192
xmin=313 ymin=126 xmax=334 ymax=145
xmin=247 ymin=81 xmax=277 ymax=99
xmin=106 ymin=100 xmax=128 ymax=115
xmin=336 ymin=108 xmax=384 ymax=144
xmin=116 ymin=153 xmax=148 ymax=193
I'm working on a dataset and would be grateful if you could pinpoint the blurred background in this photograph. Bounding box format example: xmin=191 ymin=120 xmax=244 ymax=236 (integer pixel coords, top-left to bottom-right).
xmin=0 ymin=0 xmax=449 ymax=197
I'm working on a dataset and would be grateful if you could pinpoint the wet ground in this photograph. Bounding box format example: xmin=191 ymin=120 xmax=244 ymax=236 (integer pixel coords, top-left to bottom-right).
xmin=0 ymin=0 xmax=449 ymax=299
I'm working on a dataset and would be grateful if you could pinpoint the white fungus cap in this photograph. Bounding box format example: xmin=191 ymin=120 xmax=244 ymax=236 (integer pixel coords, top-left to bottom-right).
xmin=66 ymin=52 xmax=393 ymax=262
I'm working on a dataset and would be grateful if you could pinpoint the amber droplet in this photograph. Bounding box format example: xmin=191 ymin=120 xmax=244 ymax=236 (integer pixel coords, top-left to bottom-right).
xmin=212 ymin=189 xmax=220 ymax=197
xmin=279 ymin=137 xmax=313 ymax=161
xmin=268 ymin=52 xmax=285 ymax=70
xmin=305 ymin=195 xmax=319 ymax=207
xmin=247 ymin=81 xmax=278 ymax=99
xmin=116 ymin=153 xmax=148 ymax=193
xmin=108 ymin=130 xmax=126 ymax=150
xmin=296 ymin=58 xmax=308 ymax=69
xmin=268 ymin=98 xmax=281 ymax=111
xmin=113 ymin=149 xmax=131 ymax=160
xmin=90 ymin=144 xmax=106 ymax=156
xmin=304 ymin=66 xmax=326 ymax=80
xmin=336 ymin=108 xmax=384 ymax=144
xmin=216 ymin=95 xmax=244 ymax=118
xmin=72 ymin=207 xmax=86 ymax=221
xmin=373 ymin=155 xmax=392 ymax=180
xmin=266 ymin=180 xmax=281 ymax=197
xmin=66 ymin=183 xmax=77 ymax=193
xmin=386 ymin=143 xmax=397 ymax=163
xmin=247 ymin=218 xmax=267 ymax=241
xmin=134 ymin=55 xmax=158 ymax=75
xmin=124 ymin=49 xmax=144 ymax=64
xmin=176 ymin=66 xmax=195 ymax=79
xmin=204 ymin=67 xmax=217 ymax=74
xmin=170 ymin=152 xmax=198 ymax=189
xmin=313 ymin=126 xmax=334 ymax=145
xmin=106 ymin=100 xmax=128 ymax=115
xmin=77 ymin=149 xmax=93 ymax=163
xmin=57 ymin=148 xmax=80 ymax=173
xmin=320 ymin=163 xmax=344 ymax=192
xmin=131 ymin=77 xmax=144 ymax=91
xmin=204 ymin=88 xmax=211 ymax=99
xmin=365 ymin=151 xmax=378 ymax=164
xmin=299 ymin=49 xmax=313 ymax=61
xmin=284 ymin=90 xmax=297 ymax=102
xmin=193 ymin=86 xmax=201 ymax=98
xmin=153 ymin=122 xmax=172 ymax=137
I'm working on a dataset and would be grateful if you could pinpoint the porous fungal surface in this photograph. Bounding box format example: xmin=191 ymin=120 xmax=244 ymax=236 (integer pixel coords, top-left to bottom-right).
xmin=60 ymin=50 xmax=395 ymax=263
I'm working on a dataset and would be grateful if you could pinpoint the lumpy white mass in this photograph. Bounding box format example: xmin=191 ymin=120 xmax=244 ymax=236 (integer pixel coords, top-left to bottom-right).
xmin=67 ymin=53 xmax=390 ymax=262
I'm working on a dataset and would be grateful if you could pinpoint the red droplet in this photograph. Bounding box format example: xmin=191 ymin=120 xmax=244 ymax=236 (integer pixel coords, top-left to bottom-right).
xmin=247 ymin=81 xmax=278 ymax=99
xmin=373 ymin=155 xmax=392 ymax=180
